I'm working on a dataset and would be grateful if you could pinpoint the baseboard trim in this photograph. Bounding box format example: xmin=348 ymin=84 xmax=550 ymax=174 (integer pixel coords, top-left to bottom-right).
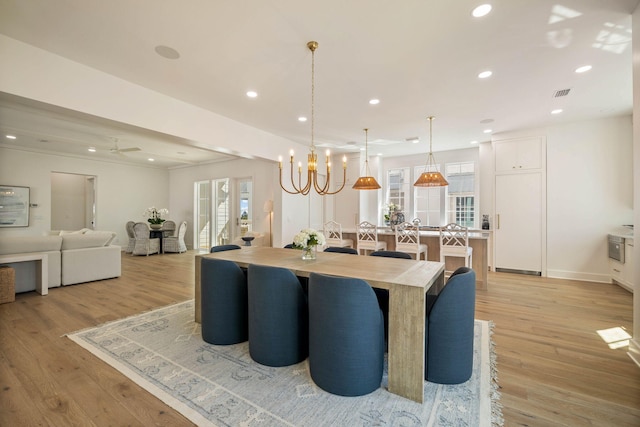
xmin=546 ymin=269 xmax=611 ymax=283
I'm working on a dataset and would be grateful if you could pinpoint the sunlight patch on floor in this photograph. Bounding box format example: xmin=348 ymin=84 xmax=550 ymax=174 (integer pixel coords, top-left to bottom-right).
xmin=597 ymin=327 xmax=631 ymax=349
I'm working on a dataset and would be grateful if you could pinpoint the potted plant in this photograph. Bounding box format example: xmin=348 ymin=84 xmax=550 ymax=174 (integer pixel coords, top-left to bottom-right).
xmin=144 ymin=207 xmax=169 ymax=230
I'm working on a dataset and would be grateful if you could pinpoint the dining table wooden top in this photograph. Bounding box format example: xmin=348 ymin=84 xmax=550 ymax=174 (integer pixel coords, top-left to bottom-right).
xmin=198 ymin=246 xmax=444 ymax=291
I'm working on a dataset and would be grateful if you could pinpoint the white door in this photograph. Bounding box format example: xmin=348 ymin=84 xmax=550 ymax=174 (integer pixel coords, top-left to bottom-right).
xmin=494 ymin=172 xmax=542 ymax=274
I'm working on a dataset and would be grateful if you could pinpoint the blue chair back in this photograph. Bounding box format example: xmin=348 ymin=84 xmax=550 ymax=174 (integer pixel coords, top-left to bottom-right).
xmin=283 ymin=243 xmax=295 ymax=249
xmin=210 ymin=244 xmax=241 ymax=253
xmin=200 ymin=258 xmax=248 ymax=345
xmin=323 ymin=247 xmax=358 ymax=254
xmin=370 ymin=250 xmax=412 ymax=259
xmin=308 ymin=272 xmax=384 ymax=396
xmin=426 ymin=267 xmax=475 ymax=383
xmin=247 ymin=264 xmax=308 ymax=366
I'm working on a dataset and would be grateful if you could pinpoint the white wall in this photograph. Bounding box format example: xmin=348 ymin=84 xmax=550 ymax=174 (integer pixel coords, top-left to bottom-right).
xmin=0 ymin=147 xmax=169 ymax=246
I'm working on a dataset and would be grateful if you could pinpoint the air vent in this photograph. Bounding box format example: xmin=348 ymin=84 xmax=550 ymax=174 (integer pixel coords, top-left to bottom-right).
xmin=553 ymin=88 xmax=571 ymax=97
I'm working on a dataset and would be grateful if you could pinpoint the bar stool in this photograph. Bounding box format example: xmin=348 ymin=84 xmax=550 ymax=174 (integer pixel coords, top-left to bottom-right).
xmin=356 ymin=221 xmax=386 ymax=255
xmin=324 ymin=221 xmax=353 ymax=248
xmin=394 ymin=222 xmax=428 ymax=260
xmin=439 ymin=223 xmax=473 ymax=278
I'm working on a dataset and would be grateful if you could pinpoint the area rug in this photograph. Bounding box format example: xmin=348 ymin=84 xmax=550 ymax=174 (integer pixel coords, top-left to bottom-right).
xmin=67 ymin=300 xmax=503 ymax=426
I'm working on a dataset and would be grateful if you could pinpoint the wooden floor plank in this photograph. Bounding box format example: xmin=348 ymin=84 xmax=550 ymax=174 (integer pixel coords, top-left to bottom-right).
xmin=1 ymin=251 xmax=638 ymax=426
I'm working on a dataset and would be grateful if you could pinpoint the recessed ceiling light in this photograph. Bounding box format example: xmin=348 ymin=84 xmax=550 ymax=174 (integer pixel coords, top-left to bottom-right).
xmin=478 ymin=70 xmax=492 ymax=79
xmin=298 ymin=116 xmax=307 ymax=122
xmin=369 ymin=99 xmax=380 ymax=105
xmin=154 ymin=45 xmax=180 ymax=60
xmin=472 ymin=4 xmax=492 ymax=18
xmin=246 ymin=91 xmax=258 ymax=98
xmin=470 ymin=140 xmax=479 ymax=144
xmin=88 ymin=147 xmax=96 ymax=152
xmin=575 ymin=65 xmax=592 ymax=73
xmin=551 ymin=109 xmax=563 ymax=114
xmin=6 ymin=135 xmax=16 ymax=139
xmin=148 ymin=158 xmax=155 ymax=162
xmin=483 ymin=129 xmax=492 ymax=133
xmin=377 ymin=153 xmax=383 ymax=156
xmin=360 ymin=147 xmax=365 ymax=151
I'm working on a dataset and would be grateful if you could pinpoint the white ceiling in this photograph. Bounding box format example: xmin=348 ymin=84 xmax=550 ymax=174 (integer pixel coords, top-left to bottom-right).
xmin=0 ymin=0 xmax=637 ymax=168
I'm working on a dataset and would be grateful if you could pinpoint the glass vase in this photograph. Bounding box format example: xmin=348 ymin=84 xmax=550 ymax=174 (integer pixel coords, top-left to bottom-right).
xmin=302 ymin=246 xmax=317 ymax=260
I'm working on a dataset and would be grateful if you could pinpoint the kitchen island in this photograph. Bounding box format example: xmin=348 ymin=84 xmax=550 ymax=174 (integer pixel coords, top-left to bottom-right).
xmin=342 ymin=227 xmax=489 ymax=290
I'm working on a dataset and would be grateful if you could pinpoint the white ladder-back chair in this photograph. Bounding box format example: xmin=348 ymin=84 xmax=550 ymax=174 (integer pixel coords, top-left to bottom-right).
xmin=439 ymin=223 xmax=473 ymax=276
xmin=324 ymin=221 xmax=354 ymax=248
xmin=394 ymin=222 xmax=428 ymax=260
xmin=356 ymin=221 xmax=387 ymax=255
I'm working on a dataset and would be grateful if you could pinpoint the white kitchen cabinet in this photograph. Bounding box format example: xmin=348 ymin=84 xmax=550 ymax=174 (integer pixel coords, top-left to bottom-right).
xmin=612 ymin=238 xmax=634 ymax=292
xmin=494 ymin=137 xmax=543 ymax=172
xmin=494 ymin=172 xmax=544 ymax=274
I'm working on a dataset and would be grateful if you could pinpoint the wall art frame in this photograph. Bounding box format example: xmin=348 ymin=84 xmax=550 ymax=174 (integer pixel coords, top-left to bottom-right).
xmin=0 ymin=185 xmax=30 ymax=227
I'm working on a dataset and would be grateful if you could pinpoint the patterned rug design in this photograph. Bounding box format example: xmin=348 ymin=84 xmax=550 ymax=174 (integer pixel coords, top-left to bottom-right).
xmin=67 ymin=300 xmax=502 ymax=426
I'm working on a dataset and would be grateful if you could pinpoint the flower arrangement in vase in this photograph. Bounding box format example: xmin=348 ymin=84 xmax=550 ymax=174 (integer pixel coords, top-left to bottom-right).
xmin=293 ymin=228 xmax=326 ymax=260
xmin=144 ymin=207 xmax=169 ymax=229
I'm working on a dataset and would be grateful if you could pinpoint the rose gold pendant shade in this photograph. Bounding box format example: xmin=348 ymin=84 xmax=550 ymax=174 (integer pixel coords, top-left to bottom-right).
xmin=414 ymin=116 xmax=449 ymax=187
xmin=279 ymin=41 xmax=347 ymax=196
xmin=353 ymin=128 xmax=381 ymax=190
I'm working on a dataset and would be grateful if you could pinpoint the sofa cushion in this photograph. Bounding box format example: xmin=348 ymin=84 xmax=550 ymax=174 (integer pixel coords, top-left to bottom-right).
xmin=0 ymin=235 xmax=63 ymax=255
xmin=61 ymin=233 xmax=115 ymax=250
xmin=84 ymin=229 xmax=116 ymax=245
xmin=59 ymin=228 xmax=89 ymax=236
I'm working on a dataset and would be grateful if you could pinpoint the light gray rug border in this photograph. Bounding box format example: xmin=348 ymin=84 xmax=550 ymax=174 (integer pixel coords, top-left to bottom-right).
xmin=66 ymin=300 xmax=503 ymax=427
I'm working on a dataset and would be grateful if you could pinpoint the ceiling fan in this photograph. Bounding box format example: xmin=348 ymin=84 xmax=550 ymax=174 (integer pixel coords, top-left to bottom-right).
xmin=109 ymin=137 xmax=141 ymax=155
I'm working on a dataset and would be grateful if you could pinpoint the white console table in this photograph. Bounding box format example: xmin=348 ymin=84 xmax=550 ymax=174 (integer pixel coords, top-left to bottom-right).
xmin=0 ymin=253 xmax=48 ymax=295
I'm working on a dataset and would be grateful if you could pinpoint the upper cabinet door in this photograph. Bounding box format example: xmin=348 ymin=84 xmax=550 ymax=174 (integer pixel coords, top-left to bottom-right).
xmin=494 ymin=137 xmax=544 ymax=172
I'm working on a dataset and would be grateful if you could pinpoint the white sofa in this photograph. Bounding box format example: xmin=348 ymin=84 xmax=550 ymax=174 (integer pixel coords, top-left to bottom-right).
xmin=0 ymin=229 xmax=121 ymax=292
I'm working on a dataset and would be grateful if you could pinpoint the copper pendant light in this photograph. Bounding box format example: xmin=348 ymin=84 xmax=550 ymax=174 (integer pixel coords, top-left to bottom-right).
xmin=414 ymin=116 xmax=448 ymax=187
xmin=352 ymin=128 xmax=381 ymax=190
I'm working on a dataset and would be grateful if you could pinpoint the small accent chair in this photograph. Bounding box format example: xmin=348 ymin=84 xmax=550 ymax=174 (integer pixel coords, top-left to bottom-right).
xmin=323 ymin=221 xmax=353 ymax=249
xmin=132 ymin=222 xmax=160 ymax=256
xmin=308 ymin=272 xmax=385 ymax=396
xmin=247 ymin=264 xmax=308 ymax=366
xmin=440 ymin=223 xmax=473 ymax=278
xmin=201 ymin=258 xmax=248 ymax=345
xmin=394 ymin=222 xmax=428 ymax=260
xmin=369 ymin=250 xmax=412 ymax=347
xmin=125 ymin=221 xmax=135 ymax=253
xmin=210 ymin=244 xmax=242 ymax=253
xmin=163 ymin=221 xmax=187 ymax=253
xmin=356 ymin=221 xmax=387 ymax=255
xmin=426 ymin=267 xmax=476 ymax=384
xmin=323 ymin=246 xmax=358 ymax=255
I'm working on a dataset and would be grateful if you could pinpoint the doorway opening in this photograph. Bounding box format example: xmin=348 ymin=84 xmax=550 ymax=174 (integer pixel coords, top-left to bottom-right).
xmin=51 ymin=172 xmax=96 ymax=231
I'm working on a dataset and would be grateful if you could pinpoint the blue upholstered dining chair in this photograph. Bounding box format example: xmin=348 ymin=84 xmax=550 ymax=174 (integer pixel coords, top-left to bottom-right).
xmin=210 ymin=244 xmax=242 ymax=253
xmin=426 ymin=266 xmax=476 ymax=384
xmin=200 ymin=258 xmax=248 ymax=345
xmin=369 ymin=250 xmax=412 ymax=346
xmin=323 ymin=246 xmax=358 ymax=254
xmin=283 ymin=243 xmax=295 ymax=249
xmin=369 ymin=250 xmax=412 ymax=259
xmin=247 ymin=264 xmax=308 ymax=366
xmin=308 ymin=272 xmax=385 ymax=396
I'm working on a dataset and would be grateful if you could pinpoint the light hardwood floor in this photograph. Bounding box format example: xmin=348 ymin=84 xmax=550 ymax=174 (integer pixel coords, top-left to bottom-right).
xmin=1 ymin=251 xmax=638 ymax=426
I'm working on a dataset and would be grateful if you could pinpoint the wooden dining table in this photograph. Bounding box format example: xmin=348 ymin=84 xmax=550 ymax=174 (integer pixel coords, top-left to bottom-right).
xmin=194 ymin=246 xmax=445 ymax=403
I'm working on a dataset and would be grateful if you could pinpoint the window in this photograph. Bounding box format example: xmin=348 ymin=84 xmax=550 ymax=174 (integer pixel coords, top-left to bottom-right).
xmin=385 ymin=167 xmax=410 ymax=222
xmin=413 ymin=165 xmax=445 ymax=226
xmin=446 ymin=162 xmax=475 ymax=227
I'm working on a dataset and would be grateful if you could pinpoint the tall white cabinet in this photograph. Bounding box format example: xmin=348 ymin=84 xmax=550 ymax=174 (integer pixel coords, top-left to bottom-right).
xmin=493 ymin=136 xmax=546 ymax=275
